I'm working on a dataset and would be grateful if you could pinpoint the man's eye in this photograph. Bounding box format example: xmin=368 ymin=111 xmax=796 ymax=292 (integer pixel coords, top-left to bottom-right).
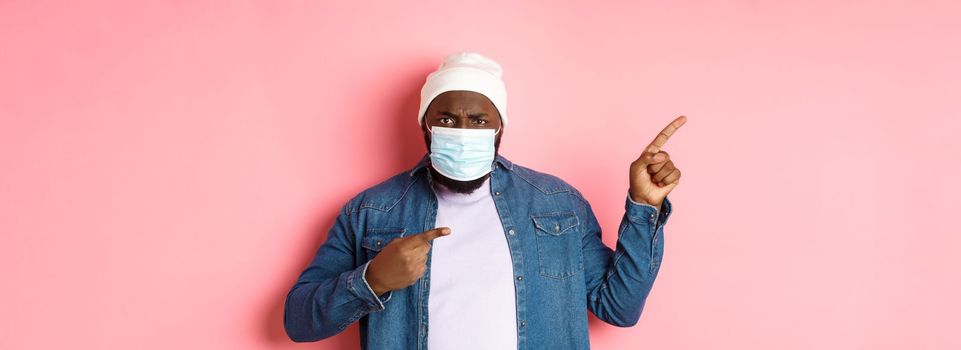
xmin=473 ymin=119 xmax=487 ymax=125
xmin=439 ymin=117 xmax=453 ymax=124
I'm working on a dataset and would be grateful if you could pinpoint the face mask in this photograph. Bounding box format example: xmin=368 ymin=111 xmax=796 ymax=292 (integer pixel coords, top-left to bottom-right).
xmin=428 ymin=126 xmax=501 ymax=181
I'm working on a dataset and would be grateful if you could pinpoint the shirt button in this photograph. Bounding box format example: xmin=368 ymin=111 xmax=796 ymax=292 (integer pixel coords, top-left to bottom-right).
xmin=508 ymin=229 xmax=515 ymax=235
xmin=495 ymin=191 xmax=502 ymax=196
xmin=520 ymin=320 xmax=526 ymax=327
xmin=516 ymin=275 xmax=523 ymax=281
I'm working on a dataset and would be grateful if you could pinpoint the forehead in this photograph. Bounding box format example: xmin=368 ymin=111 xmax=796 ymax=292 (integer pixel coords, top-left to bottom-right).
xmin=428 ymin=90 xmax=496 ymax=110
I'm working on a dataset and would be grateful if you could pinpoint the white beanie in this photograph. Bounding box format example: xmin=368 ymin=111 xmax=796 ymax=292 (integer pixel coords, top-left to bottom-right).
xmin=418 ymin=52 xmax=508 ymax=127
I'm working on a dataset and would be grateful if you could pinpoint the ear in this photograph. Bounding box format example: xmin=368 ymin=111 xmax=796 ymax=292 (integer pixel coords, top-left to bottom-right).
xmin=422 ymin=124 xmax=432 ymax=151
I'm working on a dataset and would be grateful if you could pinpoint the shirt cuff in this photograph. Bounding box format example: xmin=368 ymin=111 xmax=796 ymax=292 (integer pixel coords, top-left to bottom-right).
xmin=625 ymin=191 xmax=673 ymax=227
xmin=361 ymin=260 xmax=393 ymax=306
xmin=345 ymin=260 xmax=393 ymax=312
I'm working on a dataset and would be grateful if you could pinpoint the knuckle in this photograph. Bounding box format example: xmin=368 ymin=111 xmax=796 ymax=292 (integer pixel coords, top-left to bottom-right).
xmin=404 ymin=254 xmax=418 ymax=264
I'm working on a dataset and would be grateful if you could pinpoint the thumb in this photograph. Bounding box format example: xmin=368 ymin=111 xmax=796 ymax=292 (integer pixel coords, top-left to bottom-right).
xmin=636 ymin=150 xmax=668 ymax=166
xmin=413 ymin=227 xmax=451 ymax=243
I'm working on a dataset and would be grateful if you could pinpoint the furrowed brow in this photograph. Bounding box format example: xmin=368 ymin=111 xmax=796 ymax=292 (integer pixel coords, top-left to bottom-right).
xmin=438 ymin=111 xmax=488 ymax=118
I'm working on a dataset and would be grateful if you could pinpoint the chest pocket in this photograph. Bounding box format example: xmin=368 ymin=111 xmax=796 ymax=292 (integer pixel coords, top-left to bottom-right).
xmin=361 ymin=227 xmax=406 ymax=260
xmin=531 ymin=211 xmax=583 ymax=279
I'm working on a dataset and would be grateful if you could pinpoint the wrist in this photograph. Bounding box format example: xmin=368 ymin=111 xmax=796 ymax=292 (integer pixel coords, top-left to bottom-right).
xmin=367 ymin=277 xmax=388 ymax=296
xmin=629 ymin=192 xmax=662 ymax=210
xmin=363 ymin=264 xmax=387 ymax=296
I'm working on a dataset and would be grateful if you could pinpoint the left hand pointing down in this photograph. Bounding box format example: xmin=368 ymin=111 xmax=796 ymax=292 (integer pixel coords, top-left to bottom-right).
xmin=629 ymin=115 xmax=687 ymax=211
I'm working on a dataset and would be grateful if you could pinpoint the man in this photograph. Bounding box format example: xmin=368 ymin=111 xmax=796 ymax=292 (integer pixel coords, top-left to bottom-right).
xmin=284 ymin=52 xmax=685 ymax=349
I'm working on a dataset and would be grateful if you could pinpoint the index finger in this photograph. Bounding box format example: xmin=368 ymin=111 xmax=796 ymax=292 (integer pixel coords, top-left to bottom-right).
xmin=408 ymin=227 xmax=451 ymax=245
xmin=645 ymin=115 xmax=687 ymax=153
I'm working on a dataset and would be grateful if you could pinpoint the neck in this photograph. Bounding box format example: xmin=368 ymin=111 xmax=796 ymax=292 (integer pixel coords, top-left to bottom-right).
xmin=429 ymin=167 xmax=491 ymax=195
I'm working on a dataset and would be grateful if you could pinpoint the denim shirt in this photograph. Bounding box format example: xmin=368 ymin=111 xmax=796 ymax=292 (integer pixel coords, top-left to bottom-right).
xmin=284 ymin=154 xmax=672 ymax=349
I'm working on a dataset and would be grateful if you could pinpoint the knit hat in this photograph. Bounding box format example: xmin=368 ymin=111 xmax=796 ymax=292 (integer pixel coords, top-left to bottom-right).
xmin=418 ymin=52 xmax=508 ymax=127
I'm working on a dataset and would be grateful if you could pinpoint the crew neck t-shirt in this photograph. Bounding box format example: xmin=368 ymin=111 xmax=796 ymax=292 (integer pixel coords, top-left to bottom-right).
xmin=427 ymin=177 xmax=517 ymax=349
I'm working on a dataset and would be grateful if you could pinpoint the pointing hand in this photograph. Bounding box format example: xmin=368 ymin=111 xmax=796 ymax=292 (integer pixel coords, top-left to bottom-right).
xmin=629 ymin=115 xmax=687 ymax=210
xmin=365 ymin=227 xmax=451 ymax=296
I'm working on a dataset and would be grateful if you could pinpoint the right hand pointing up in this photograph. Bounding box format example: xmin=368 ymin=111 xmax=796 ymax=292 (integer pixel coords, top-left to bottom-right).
xmin=365 ymin=227 xmax=451 ymax=296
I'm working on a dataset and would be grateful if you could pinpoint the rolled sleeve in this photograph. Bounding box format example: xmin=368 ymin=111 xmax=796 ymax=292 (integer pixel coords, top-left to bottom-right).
xmin=347 ymin=261 xmax=393 ymax=312
xmin=362 ymin=261 xmax=394 ymax=305
xmin=626 ymin=192 xmax=672 ymax=229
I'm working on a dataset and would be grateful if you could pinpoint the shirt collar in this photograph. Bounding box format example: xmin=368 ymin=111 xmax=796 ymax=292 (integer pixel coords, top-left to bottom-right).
xmin=409 ymin=153 xmax=514 ymax=177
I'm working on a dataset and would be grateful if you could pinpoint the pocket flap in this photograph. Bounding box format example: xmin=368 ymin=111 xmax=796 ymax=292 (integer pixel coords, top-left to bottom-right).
xmin=362 ymin=227 xmax=406 ymax=251
xmin=531 ymin=211 xmax=579 ymax=235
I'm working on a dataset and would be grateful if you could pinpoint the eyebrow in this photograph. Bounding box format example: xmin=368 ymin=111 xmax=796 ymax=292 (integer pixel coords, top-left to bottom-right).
xmin=438 ymin=111 xmax=489 ymax=118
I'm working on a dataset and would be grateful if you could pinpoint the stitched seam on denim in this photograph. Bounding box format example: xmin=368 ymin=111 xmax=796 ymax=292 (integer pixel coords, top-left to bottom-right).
xmin=362 ymin=228 xmax=406 ymax=251
xmin=649 ymin=225 xmax=658 ymax=274
xmin=533 ymin=219 xmax=581 ymax=280
xmin=535 ymin=240 xmax=578 ymax=280
xmin=357 ymin=176 xmax=419 ymax=212
xmin=531 ymin=211 xmax=579 ymax=234
xmin=511 ymin=169 xmax=571 ymax=195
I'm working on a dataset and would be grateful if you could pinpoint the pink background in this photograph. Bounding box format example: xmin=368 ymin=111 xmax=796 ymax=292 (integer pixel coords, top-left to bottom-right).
xmin=2 ymin=1 xmax=959 ymax=349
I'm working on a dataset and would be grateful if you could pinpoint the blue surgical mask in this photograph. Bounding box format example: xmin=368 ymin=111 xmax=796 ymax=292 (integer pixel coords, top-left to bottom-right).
xmin=428 ymin=126 xmax=501 ymax=181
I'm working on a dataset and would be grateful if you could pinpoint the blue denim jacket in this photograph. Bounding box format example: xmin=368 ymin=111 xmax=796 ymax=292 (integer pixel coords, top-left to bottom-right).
xmin=284 ymin=154 xmax=672 ymax=349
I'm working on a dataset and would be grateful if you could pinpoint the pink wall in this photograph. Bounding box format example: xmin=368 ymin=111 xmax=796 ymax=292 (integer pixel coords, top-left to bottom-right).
xmin=2 ymin=1 xmax=959 ymax=349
